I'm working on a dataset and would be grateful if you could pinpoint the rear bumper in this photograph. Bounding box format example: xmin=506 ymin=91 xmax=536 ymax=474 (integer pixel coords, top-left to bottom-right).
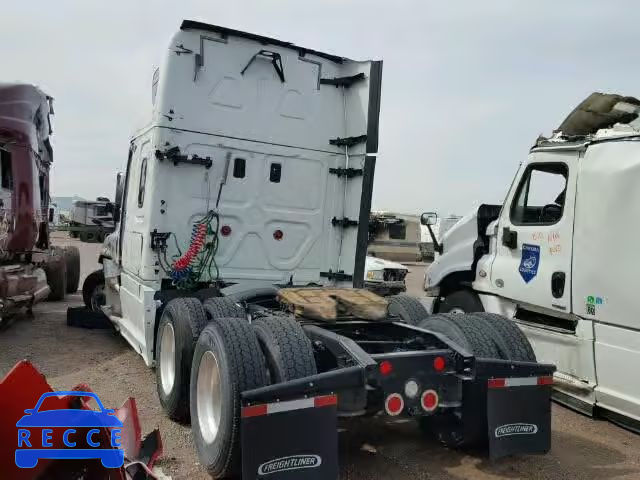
xmin=364 ymin=280 xmax=406 ymax=295
xmin=241 ymin=352 xmax=555 ymax=464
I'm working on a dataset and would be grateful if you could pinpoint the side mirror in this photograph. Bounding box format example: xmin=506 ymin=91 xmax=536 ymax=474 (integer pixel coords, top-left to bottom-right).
xmin=421 ymin=212 xmax=438 ymax=226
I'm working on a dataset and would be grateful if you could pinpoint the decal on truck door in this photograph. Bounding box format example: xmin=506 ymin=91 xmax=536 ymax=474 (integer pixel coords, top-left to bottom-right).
xmin=519 ymin=244 xmax=540 ymax=283
xmin=585 ymin=295 xmax=604 ymax=315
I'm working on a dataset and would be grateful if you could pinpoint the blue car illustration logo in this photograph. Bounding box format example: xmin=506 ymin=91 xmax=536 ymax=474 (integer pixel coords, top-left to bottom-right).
xmin=15 ymin=391 xmax=124 ymax=469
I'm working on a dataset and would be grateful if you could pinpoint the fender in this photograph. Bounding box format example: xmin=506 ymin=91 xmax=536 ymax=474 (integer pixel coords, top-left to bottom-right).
xmin=425 ymin=204 xmax=501 ymax=296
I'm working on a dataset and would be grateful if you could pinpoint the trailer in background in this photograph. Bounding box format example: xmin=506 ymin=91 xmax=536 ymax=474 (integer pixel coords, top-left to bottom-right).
xmin=58 ymin=198 xmax=115 ymax=242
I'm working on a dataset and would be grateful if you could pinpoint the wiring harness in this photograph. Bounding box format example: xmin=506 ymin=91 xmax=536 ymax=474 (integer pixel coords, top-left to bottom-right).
xmin=158 ymin=211 xmax=220 ymax=289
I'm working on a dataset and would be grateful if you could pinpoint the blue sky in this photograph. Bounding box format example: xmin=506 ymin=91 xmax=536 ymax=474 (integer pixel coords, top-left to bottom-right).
xmin=4 ymin=0 xmax=639 ymax=215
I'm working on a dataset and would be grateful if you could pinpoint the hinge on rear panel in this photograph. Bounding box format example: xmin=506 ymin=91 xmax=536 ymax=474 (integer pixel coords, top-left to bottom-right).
xmin=320 ymin=270 xmax=353 ymax=282
xmin=329 ymin=135 xmax=367 ymax=148
xmin=320 ymin=72 xmax=366 ymax=88
xmin=173 ymin=44 xmax=194 ymax=55
xmin=331 ymin=217 xmax=358 ymax=228
xmin=155 ymin=146 xmax=213 ymax=169
xmin=329 ymin=167 xmax=363 ymax=178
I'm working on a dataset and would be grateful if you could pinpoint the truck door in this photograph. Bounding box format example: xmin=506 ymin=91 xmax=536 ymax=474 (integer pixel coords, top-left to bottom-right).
xmin=490 ymin=151 xmax=577 ymax=314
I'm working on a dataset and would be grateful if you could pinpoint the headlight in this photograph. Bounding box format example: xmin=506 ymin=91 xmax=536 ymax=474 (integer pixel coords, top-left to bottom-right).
xmin=366 ymin=270 xmax=384 ymax=281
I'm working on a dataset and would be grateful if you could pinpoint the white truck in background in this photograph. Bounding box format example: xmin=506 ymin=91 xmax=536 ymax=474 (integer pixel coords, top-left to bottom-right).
xmin=424 ymin=92 xmax=640 ymax=432
xmin=364 ymin=255 xmax=408 ymax=295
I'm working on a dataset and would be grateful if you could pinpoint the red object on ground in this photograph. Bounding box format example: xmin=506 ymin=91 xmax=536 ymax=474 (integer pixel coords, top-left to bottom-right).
xmin=0 ymin=360 xmax=163 ymax=480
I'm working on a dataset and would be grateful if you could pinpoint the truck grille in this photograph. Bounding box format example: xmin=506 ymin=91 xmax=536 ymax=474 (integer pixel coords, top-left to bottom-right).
xmin=383 ymin=269 xmax=407 ymax=281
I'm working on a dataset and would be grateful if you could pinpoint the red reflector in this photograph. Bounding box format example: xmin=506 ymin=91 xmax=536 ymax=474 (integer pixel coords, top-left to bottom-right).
xmin=488 ymin=378 xmax=506 ymax=389
xmin=421 ymin=389 xmax=439 ymax=412
xmin=314 ymin=395 xmax=338 ymax=408
xmin=433 ymin=356 xmax=446 ymax=372
xmin=385 ymin=393 xmax=404 ymax=416
xmin=220 ymin=225 xmax=232 ymax=236
xmin=273 ymin=229 xmax=284 ymax=240
xmin=241 ymin=404 xmax=268 ymax=418
xmin=379 ymin=360 xmax=393 ymax=376
xmin=537 ymin=376 xmax=554 ymax=386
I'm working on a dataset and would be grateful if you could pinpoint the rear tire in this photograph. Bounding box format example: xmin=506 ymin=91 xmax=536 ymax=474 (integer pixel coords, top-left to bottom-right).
xmin=44 ymin=247 xmax=67 ymax=301
xmin=155 ymin=297 xmax=207 ymax=422
xmin=386 ymin=294 xmax=429 ymax=325
xmin=203 ymin=297 xmax=246 ymax=322
xmin=419 ymin=313 xmax=499 ymax=357
xmin=470 ymin=313 xmax=536 ymax=361
xmin=82 ymin=270 xmax=105 ymax=311
xmin=438 ymin=290 xmax=484 ymax=314
xmin=252 ymin=316 xmax=317 ymax=383
xmin=63 ymin=246 xmax=81 ymax=294
xmin=190 ymin=318 xmax=267 ymax=478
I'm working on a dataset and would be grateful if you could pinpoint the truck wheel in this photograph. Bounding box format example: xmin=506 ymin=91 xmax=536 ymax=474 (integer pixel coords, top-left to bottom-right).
xmin=419 ymin=313 xmax=499 ymax=357
xmin=82 ymin=270 xmax=106 ymax=311
xmin=470 ymin=313 xmax=536 ymax=361
xmin=203 ymin=297 xmax=246 ymax=321
xmin=438 ymin=290 xmax=484 ymax=314
xmin=252 ymin=316 xmax=317 ymax=383
xmin=63 ymin=246 xmax=81 ymax=294
xmin=387 ymin=294 xmax=429 ymax=325
xmin=418 ymin=313 xmax=500 ymax=448
xmin=190 ymin=318 xmax=267 ymax=478
xmin=156 ymin=297 xmax=207 ymax=422
xmin=44 ymin=248 xmax=67 ymax=301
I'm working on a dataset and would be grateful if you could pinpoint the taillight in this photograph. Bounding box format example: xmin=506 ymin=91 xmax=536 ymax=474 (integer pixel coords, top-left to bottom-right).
xmin=433 ymin=356 xmax=446 ymax=372
xmin=379 ymin=360 xmax=393 ymax=376
xmin=421 ymin=389 xmax=439 ymax=412
xmin=220 ymin=225 xmax=232 ymax=236
xmin=385 ymin=393 xmax=404 ymax=416
xmin=273 ymin=229 xmax=284 ymax=240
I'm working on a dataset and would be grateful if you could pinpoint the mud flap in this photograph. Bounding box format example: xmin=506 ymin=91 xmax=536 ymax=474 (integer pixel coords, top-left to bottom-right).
xmin=241 ymin=395 xmax=338 ymax=479
xmin=487 ymin=378 xmax=552 ymax=459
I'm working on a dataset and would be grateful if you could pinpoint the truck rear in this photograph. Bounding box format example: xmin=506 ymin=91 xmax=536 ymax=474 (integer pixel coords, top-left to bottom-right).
xmin=81 ymin=20 xmax=555 ymax=478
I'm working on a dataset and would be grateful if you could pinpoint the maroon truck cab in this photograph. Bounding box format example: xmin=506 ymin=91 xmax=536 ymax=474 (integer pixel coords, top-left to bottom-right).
xmin=0 ymin=83 xmax=53 ymax=253
xmin=0 ymin=83 xmax=80 ymax=322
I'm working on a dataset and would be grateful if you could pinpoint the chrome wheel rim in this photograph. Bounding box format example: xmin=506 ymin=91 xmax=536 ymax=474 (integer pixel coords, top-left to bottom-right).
xmin=159 ymin=323 xmax=176 ymax=395
xmin=197 ymin=350 xmax=222 ymax=444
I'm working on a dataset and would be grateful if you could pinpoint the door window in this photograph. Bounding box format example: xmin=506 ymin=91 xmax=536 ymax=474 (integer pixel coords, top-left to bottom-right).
xmin=388 ymin=222 xmax=406 ymax=240
xmin=137 ymin=158 xmax=148 ymax=208
xmin=510 ymin=163 xmax=568 ymax=225
xmin=1 ymin=149 xmax=13 ymax=190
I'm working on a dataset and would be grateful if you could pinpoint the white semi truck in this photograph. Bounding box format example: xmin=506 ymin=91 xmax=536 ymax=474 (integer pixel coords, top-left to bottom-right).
xmin=78 ymin=20 xmax=555 ymax=479
xmin=424 ymin=92 xmax=640 ymax=432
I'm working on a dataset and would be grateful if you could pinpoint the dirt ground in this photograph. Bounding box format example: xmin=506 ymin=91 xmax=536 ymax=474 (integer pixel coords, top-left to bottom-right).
xmin=1 ymin=235 xmax=639 ymax=479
